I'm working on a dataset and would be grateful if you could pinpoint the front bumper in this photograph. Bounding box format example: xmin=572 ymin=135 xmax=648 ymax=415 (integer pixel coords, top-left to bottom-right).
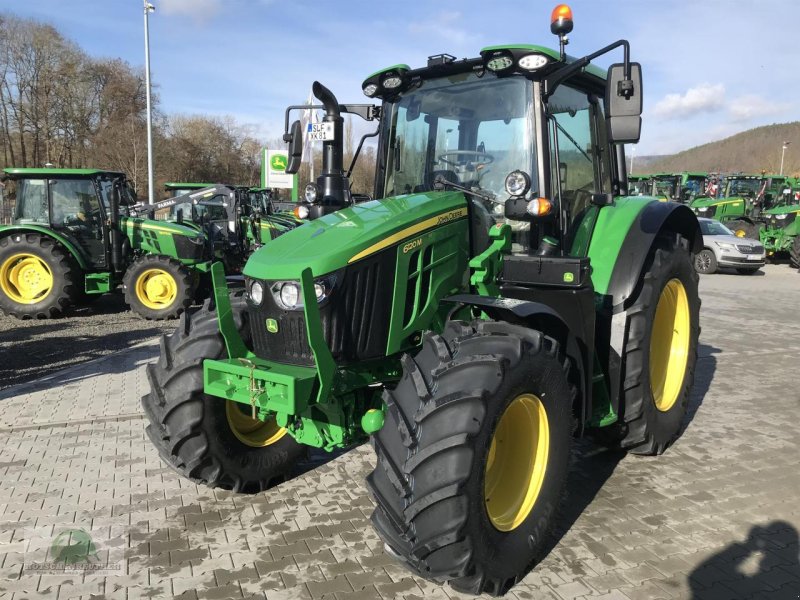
xmin=718 ymin=254 xmax=765 ymax=267
xmin=204 ymin=357 xmax=318 ymax=417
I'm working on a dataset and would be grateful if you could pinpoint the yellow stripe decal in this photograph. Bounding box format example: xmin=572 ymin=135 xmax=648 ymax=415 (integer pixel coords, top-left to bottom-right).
xmin=348 ymin=207 xmax=468 ymax=264
xmin=711 ymin=199 xmax=744 ymax=206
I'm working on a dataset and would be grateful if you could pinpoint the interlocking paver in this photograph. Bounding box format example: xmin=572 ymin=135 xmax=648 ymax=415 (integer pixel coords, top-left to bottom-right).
xmin=0 ymin=266 xmax=799 ymax=600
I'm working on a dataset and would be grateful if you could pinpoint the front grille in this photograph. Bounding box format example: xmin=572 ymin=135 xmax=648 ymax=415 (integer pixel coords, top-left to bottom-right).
xmin=736 ymin=244 xmax=764 ymax=254
xmin=248 ymin=249 xmax=396 ymax=366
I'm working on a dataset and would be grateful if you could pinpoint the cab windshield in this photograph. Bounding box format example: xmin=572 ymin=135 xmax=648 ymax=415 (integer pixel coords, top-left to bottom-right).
xmin=725 ymin=178 xmax=763 ymax=198
xmin=383 ymin=72 xmax=534 ymax=205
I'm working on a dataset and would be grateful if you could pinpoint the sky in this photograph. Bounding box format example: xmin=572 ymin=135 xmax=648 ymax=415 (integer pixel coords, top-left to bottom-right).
xmin=1 ymin=0 xmax=797 ymax=156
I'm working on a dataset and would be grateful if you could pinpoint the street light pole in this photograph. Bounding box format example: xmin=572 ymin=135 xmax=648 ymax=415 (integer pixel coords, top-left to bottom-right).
xmin=143 ymin=1 xmax=155 ymax=204
xmin=780 ymin=140 xmax=790 ymax=176
xmin=630 ymin=144 xmax=636 ymax=174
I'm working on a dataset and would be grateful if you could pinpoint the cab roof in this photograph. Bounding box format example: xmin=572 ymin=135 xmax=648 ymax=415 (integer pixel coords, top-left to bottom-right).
xmin=3 ymin=167 xmax=125 ymax=179
xmin=164 ymin=182 xmax=217 ymax=189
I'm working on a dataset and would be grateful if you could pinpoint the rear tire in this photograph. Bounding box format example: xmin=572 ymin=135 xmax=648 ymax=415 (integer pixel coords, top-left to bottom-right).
xmin=142 ymin=295 xmax=307 ymax=492
xmin=790 ymin=236 xmax=800 ymax=269
xmin=0 ymin=233 xmax=80 ymax=319
xmin=618 ymin=234 xmax=700 ymax=455
xmin=368 ymin=320 xmax=573 ymax=596
xmin=123 ymin=254 xmax=194 ymax=320
xmin=694 ymin=248 xmax=717 ymax=274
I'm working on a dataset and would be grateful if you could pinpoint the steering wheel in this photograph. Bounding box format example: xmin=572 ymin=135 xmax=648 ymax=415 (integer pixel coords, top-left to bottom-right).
xmin=438 ymin=150 xmax=495 ymax=171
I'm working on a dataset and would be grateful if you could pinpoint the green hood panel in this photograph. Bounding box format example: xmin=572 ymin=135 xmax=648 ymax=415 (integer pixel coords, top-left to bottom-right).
xmin=119 ymin=216 xmax=204 ymax=239
xmin=244 ymin=191 xmax=468 ymax=280
xmin=764 ymin=204 xmax=800 ymax=215
xmin=690 ymin=196 xmax=746 ymax=209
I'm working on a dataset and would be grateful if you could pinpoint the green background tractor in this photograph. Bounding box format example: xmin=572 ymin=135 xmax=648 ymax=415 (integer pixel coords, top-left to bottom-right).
xmin=0 ymin=168 xmax=211 ymax=319
xmin=760 ymin=186 xmax=800 ymax=266
xmin=144 ymin=9 xmax=701 ymax=596
xmin=651 ymin=172 xmax=707 ymax=203
xmin=692 ymin=173 xmax=789 ymax=238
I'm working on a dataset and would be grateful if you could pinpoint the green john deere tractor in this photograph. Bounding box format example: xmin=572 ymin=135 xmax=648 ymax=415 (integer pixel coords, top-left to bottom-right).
xmin=691 ymin=173 xmax=789 ymax=238
xmin=760 ymin=183 xmax=800 ymax=266
xmin=627 ymin=173 xmax=651 ymax=195
xmin=0 ymin=168 xmax=210 ymax=319
xmin=651 ymin=172 xmax=708 ymax=203
xmin=143 ymin=7 xmax=702 ymax=595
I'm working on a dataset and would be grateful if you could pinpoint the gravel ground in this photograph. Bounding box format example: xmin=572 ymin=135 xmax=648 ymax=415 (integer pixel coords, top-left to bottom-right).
xmin=0 ymin=293 xmax=176 ymax=389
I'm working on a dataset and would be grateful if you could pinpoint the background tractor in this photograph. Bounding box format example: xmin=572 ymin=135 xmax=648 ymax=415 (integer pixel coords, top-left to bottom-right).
xmin=144 ymin=5 xmax=701 ymax=596
xmin=0 ymin=168 xmax=210 ymax=319
xmin=147 ymin=184 xmax=300 ymax=273
xmin=760 ymin=185 xmax=800 ymax=266
xmin=650 ymin=172 xmax=708 ymax=203
xmin=692 ymin=173 xmax=789 ymax=238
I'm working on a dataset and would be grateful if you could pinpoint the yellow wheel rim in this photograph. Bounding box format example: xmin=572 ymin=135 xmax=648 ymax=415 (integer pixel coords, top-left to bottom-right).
xmin=734 ymin=230 xmax=746 ymax=238
xmin=135 ymin=268 xmax=178 ymax=310
xmin=649 ymin=278 xmax=691 ymax=412
xmin=0 ymin=253 xmax=53 ymax=304
xmin=484 ymin=393 xmax=549 ymax=532
xmin=225 ymin=402 xmax=288 ymax=448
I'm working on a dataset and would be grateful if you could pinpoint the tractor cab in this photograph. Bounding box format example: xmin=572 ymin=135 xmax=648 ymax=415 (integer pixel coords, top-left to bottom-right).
xmin=163 ymin=181 xmax=217 ymax=199
xmin=2 ymin=168 xmax=133 ymax=268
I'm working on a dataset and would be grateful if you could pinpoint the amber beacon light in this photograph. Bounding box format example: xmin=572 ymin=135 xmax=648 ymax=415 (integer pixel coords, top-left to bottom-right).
xmin=550 ymin=4 xmax=574 ymax=35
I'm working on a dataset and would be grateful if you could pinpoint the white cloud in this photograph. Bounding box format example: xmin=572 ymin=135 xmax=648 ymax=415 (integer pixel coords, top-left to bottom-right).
xmin=729 ymin=95 xmax=790 ymax=122
xmin=408 ymin=11 xmax=468 ymax=45
xmin=652 ymin=83 xmax=726 ymax=119
xmin=157 ymin=0 xmax=221 ymax=22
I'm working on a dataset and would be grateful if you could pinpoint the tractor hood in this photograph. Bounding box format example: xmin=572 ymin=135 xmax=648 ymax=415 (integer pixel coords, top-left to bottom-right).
xmin=690 ymin=196 xmax=746 ymax=209
xmin=119 ymin=215 xmax=204 ymax=239
xmin=764 ymin=203 xmax=800 ymax=215
xmin=244 ymin=191 xmax=468 ymax=280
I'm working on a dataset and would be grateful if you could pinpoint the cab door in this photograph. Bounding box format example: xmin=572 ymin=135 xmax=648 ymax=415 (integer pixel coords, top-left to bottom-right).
xmin=48 ymin=178 xmax=107 ymax=268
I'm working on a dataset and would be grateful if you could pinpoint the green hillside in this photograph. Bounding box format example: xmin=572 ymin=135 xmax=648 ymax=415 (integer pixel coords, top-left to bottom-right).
xmin=640 ymin=122 xmax=800 ymax=176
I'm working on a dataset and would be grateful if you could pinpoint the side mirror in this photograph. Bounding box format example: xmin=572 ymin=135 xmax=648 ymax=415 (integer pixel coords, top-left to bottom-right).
xmin=605 ymin=62 xmax=643 ymax=144
xmin=176 ymin=208 xmax=184 ymax=224
xmin=285 ymin=120 xmax=303 ymax=175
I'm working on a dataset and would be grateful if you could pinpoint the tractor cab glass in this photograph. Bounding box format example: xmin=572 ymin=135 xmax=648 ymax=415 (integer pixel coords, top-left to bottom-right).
xmin=683 ymin=176 xmax=705 ymax=201
xmin=725 ymin=178 xmax=761 ymax=199
xmin=13 ymin=178 xmax=49 ymax=224
xmin=383 ymin=72 xmax=535 ymax=217
xmin=653 ymin=177 xmax=678 ymax=199
xmin=49 ymin=178 xmax=106 ymax=267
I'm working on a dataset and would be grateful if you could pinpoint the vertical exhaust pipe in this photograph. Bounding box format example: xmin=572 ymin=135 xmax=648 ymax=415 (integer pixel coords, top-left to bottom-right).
xmin=311 ymin=81 xmax=351 ymax=218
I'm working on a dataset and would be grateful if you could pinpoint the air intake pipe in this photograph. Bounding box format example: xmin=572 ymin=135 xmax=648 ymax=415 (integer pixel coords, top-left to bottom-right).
xmin=311 ymin=81 xmax=352 ymax=218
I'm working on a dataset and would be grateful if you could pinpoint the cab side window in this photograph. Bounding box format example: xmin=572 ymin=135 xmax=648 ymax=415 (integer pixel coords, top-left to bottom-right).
xmin=15 ymin=179 xmax=48 ymax=223
xmin=547 ymin=84 xmax=611 ymax=256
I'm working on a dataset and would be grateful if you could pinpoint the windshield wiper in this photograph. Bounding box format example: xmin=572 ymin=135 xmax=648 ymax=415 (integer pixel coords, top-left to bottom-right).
xmin=432 ymin=175 xmax=496 ymax=203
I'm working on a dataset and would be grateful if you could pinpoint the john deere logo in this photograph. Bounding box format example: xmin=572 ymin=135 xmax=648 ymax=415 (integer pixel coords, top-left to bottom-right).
xmin=563 ymin=272 xmax=575 ymax=283
xmin=266 ymin=318 xmax=279 ymax=334
xmin=50 ymin=529 xmax=98 ymax=566
xmin=270 ymin=154 xmax=287 ymax=171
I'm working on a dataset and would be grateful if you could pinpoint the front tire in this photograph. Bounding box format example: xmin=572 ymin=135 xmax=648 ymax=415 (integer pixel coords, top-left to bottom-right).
xmin=123 ymin=254 xmax=194 ymax=319
xmin=142 ymin=295 xmax=307 ymax=492
xmin=694 ymin=248 xmax=717 ymax=274
xmin=0 ymin=233 xmax=80 ymax=319
xmin=618 ymin=235 xmax=700 ymax=455
xmin=368 ymin=320 xmax=574 ymax=596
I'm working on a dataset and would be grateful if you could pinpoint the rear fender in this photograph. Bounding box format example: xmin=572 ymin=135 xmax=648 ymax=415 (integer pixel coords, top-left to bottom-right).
xmin=0 ymin=225 xmax=89 ymax=269
xmin=589 ymin=199 xmax=701 ymax=414
xmin=445 ymin=294 xmax=592 ymax=431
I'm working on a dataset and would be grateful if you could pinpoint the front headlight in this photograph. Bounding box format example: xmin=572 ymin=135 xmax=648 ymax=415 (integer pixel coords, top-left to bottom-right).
xmin=775 ymin=214 xmax=788 ymax=220
xmin=270 ymin=275 xmax=337 ymax=310
xmin=250 ymin=281 xmax=264 ymax=305
xmin=714 ymin=242 xmax=735 ymax=250
xmin=279 ymin=282 xmax=300 ymax=309
xmin=697 ymin=207 xmax=708 ymax=212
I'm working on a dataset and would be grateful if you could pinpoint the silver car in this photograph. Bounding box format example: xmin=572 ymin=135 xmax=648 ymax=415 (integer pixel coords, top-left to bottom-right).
xmin=694 ymin=218 xmax=765 ymax=275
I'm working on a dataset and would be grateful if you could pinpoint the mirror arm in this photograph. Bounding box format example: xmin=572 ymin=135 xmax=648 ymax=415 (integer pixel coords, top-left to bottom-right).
xmin=346 ymin=126 xmax=381 ymax=178
xmin=544 ymin=39 xmax=630 ymax=99
xmin=283 ymin=103 xmax=380 ymax=139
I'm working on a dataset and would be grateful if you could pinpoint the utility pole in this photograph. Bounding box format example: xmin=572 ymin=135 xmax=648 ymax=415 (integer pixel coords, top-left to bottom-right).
xmin=143 ymin=1 xmax=156 ymax=204
xmin=780 ymin=141 xmax=790 ymax=176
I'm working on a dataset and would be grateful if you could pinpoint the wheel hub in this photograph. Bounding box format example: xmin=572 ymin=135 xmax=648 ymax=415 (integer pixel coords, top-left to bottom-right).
xmin=135 ymin=268 xmax=178 ymax=309
xmin=225 ymin=401 xmax=288 ymax=447
xmin=649 ymin=278 xmax=690 ymax=412
xmin=484 ymin=393 xmax=549 ymax=532
xmin=0 ymin=253 xmax=53 ymax=304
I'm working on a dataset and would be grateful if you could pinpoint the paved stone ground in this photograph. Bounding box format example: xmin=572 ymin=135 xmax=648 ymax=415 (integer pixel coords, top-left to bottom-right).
xmin=1 ymin=264 xmax=799 ymax=600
